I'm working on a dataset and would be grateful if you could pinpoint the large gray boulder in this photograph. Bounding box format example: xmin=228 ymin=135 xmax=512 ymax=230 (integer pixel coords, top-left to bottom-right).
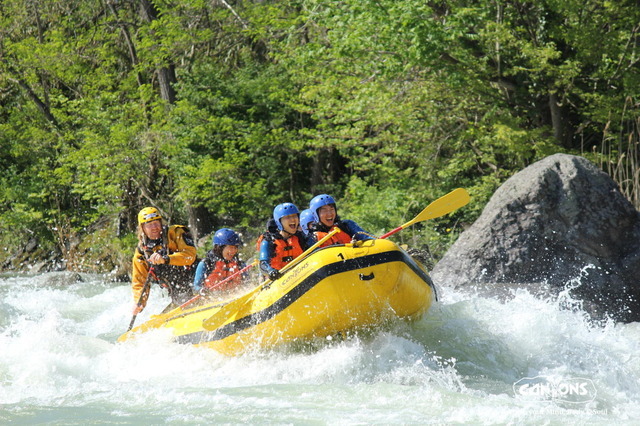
xmin=431 ymin=153 xmax=640 ymax=322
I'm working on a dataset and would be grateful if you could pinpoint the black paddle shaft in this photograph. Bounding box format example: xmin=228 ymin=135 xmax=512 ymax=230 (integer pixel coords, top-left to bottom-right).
xmin=126 ymin=267 xmax=156 ymax=331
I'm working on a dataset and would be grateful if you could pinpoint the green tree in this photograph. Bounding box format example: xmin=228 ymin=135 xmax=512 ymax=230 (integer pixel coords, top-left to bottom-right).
xmin=1 ymin=0 xmax=639 ymax=270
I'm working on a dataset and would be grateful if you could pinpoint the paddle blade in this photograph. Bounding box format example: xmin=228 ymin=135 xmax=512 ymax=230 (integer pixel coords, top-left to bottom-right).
xmin=402 ymin=188 xmax=470 ymax=228
xmin=201 ymin=303 xmax=241 ymax=332
xmin=379 ymin=188 xmax=470 ymax=239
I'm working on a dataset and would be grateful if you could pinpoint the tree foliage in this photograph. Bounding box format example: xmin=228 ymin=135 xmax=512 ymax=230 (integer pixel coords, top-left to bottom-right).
xmin=1 ymin=0 xmax=638 ymax=269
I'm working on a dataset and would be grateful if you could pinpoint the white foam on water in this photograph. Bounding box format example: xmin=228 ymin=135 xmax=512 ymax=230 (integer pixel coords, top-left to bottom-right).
xmin=1 ymin=272 xmax=638 ymax=424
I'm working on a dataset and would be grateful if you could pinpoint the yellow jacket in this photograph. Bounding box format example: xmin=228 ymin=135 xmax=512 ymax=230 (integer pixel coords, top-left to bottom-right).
xmin=131 ymin=225 xmax=197 ymax=308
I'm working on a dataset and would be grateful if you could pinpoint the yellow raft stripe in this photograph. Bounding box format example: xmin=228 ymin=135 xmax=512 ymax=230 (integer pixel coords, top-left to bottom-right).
xmin=175 ymin=249 xmax=435 ymax=345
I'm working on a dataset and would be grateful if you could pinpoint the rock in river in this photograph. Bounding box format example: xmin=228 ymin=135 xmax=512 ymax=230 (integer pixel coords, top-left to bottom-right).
xmin=432 ymin=153 xmax=640 ymax=322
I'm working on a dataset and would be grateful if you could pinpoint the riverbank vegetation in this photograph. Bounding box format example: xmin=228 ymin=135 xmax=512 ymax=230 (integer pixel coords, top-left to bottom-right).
xmin=1 ymin=0 xmax=638 ymax=275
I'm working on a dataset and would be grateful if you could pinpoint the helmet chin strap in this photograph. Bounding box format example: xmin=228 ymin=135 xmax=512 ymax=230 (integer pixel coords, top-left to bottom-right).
xmin=281 ymin=228 xmax=295 ymax=237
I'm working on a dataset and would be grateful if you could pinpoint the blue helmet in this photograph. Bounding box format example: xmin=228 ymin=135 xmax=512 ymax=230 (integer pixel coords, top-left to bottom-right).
xmin=299 ymin=209 xmax=315 ymax=235
xmin=273 ymin=203 xmax=300 ymax=231
xmin=309 ymin=194 xmax=336 ymax=222
xmin=213 ymin=228 xmax=242 ymax=246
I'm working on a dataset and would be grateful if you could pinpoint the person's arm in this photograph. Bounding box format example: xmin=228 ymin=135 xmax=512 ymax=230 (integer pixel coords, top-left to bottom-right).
xmin=192 ymin=260 xmax=207 ymax=292
xmin=237 ymin=259 xmax=248 ymax=279
xmin=236 ymin=259 xmax=251 ymax=282
xmin=342 ymin=220 xmax=375 ymax=241
xmin=306 ymin=222 xmax=323 ymax=245
xmin=259 ymin=238 xmax=281 ymax=280
xmin=299 ymin=232 xmax=316 ymax=251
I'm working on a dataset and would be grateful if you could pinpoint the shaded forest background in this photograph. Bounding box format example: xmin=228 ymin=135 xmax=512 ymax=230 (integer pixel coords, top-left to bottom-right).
xmin=1 ymin=0 xmax=639 ymax=276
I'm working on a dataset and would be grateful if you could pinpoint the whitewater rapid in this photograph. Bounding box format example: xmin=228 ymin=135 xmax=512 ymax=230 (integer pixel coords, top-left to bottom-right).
xmin=1 ymin=272 xmax=638 ymax=424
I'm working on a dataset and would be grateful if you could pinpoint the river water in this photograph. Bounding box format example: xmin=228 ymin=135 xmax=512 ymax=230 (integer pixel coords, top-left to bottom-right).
xmin=1 ymin=271 xmax=638 ymax=425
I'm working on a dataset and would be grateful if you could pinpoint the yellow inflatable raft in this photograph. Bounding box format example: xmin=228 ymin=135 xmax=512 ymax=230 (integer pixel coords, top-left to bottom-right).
xmin=119 ymin=238 xmax=437 ymax=355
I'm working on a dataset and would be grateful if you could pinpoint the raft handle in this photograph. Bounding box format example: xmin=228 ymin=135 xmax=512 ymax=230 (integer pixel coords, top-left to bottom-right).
xmin=359 ymin=273 xmax=375 ymax=281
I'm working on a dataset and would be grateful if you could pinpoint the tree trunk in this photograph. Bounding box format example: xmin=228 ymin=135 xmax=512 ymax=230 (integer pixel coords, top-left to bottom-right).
xmin=549 ymin=92 xmax=569 ymax=148
xmin=186 ymin=204 xmax=216 ymax=242
xmin=107 ymin=1 xmax=145 ymax=87
xmin=310 ymin=150 xmax=325 ymax=191
xmin=138 ymin=0 xmax=177 ymax=104
xmin=118 ymin=178 xmax=140 ymax=235
xmin=5 ymin=66 xmax=59 ymax=128
xmin=157 ymin=65 xmax=177 ymax=104
xmin=310 ymin=147 xmax=343 ymax=192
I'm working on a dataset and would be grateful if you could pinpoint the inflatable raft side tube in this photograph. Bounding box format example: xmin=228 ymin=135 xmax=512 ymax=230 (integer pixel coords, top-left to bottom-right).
xmin=176 ymin=249 xmax=433 ymax=345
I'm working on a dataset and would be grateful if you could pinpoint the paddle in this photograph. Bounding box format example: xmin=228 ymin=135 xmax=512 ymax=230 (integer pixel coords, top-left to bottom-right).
xmin=121 ymin=259 xmax=258 ymax=337
xmin=201 ymin=228 xmax=340 ymax=331
xmin=379 ymin=188 xmax=470 ymax=239
xmin=179 ymin=260 xmax=258 ymax=310
xmin=200 ymin=189 xmax=470 ymax=332
xmin=127 ymin=267 xmax=158 ymax=331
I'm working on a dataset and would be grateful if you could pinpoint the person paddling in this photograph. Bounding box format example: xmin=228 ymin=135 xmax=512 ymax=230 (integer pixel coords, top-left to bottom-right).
xmin=308 ymin=194 xmax=374 ymax=247
xmin=131 ymin=207 xmax=197 ymax=315
xmin=192 ymin=228 xmax=246 ymax=293
xmin=259 ymin=203 xmax=313 ymax=281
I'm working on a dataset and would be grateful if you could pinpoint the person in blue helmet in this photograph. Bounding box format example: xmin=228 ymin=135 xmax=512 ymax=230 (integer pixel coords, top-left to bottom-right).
xmin=193 ymin=228 xmax=246 ymax=293
xmin=259 ymin=202 xmax=313 ymax=281
xmin=308 ymin=194 xmax=375 ymax=248
xmin=299 ymin=208 xmax=315 ymax=235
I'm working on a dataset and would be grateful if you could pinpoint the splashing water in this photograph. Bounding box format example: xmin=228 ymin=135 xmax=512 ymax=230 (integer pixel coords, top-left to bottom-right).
xmin=1 ymin=272 xmax=638 ymax=424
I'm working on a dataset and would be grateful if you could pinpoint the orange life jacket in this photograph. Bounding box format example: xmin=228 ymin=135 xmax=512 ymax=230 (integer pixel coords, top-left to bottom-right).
xmin=314 ymin=226 xmax=351 ymax=248
xmin=270 ymin=235 xmax=304 ymax=270
xmin=203 ymin=259 xmax=243 ymax=291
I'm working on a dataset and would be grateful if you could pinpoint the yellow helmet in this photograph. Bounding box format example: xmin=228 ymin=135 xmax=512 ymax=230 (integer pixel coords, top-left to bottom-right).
xmin=138 ymin=207 xmax=162 ymax=225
